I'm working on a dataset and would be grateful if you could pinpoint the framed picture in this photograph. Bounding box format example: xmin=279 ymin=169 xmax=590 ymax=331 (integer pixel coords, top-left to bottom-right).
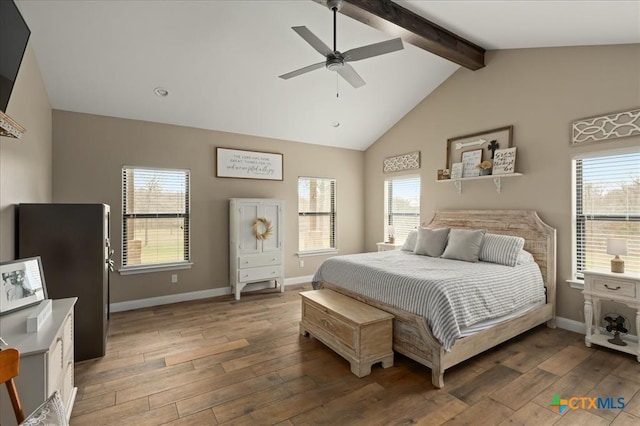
xmin=492 ymin=147 xmax=517 ymax=175
xmin=1 ymin=257 xmax=47 ymax=315
xmin=461 ymin=149 xmax=482 ymax=178
xmin=216 ymin=147 xmax=283 ymax=181
xmin=446 ymin=126 xmax=513 ymax=171
xmin=451 ymin=162 xmax=463 ymax=180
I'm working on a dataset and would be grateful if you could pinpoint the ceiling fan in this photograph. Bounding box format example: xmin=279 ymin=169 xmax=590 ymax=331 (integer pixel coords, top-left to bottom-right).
xmin=279 ymin=0 xmax=404 ymax=88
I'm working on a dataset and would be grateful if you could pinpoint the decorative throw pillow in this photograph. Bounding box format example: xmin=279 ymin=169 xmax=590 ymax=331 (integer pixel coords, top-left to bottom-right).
xmin=413 ymin=227 xmax=450 ymax=257
xmin=401 ymin=230 xmax=418 ymax=251
xmin=441 ymin=228 xmax=486 ymax=262
xmin=479 ymin=233 xmax=525 ymax=267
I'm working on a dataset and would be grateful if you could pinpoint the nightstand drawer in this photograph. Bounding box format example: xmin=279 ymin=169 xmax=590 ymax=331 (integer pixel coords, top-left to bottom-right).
xmin=592 ymin=278 xmax=635 ymax=298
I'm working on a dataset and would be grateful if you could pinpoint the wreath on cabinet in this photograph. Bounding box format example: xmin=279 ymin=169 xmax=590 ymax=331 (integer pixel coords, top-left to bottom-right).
xmin=252 ymin=217 xmax=274 ymax=240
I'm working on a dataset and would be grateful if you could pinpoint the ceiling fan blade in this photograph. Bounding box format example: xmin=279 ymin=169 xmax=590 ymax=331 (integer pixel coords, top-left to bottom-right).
xmin=292 ymin=26 xmax=333 ymax=57
xmin=278 ymin=61 xmax=326 ymax=80
xmin=343 ymin=38 xmax=404 ymax=62
xmin=337 ymin=63 xmax=365 ymax=88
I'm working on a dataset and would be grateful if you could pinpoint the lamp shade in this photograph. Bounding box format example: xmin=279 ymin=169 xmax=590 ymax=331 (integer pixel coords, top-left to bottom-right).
xmin=607 ymin=238 xmax=628 ymax=256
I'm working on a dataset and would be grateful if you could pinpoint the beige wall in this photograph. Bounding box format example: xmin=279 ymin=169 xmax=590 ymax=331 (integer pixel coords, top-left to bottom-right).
xmin=0 ymin=44 xmax=52 ymax=261
xmin=52 ymin=111 xmax=365 ymax=303
xmin=365 ymin=44 xmax=640 ymax=324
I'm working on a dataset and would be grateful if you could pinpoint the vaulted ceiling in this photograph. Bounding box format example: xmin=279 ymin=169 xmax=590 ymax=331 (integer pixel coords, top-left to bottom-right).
xmin=16 ymin=0 xmax=640 ymax=150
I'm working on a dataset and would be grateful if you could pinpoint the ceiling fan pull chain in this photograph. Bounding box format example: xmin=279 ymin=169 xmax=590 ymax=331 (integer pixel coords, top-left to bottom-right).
xmin=336 ymin=73 xmax=339 ymax=98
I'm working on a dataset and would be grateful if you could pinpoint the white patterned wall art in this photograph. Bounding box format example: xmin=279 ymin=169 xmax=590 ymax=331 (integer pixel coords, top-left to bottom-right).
xmin=572 ymin=108 xmax=640 ymax=145
xmin=383 ymin=151 xmax=420 ymax=173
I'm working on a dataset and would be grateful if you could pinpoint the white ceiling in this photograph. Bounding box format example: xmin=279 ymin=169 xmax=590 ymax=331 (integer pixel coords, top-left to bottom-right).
xmin=16 ymin=1 xmax=640 ymax=151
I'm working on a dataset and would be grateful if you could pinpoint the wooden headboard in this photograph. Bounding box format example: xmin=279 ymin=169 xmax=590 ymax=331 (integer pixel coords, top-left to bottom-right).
xmin=426 ymin=210 xmax=557 ymax=317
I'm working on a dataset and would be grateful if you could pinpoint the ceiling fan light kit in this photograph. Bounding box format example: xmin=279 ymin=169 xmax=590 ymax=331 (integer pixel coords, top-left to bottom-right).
xmin=279 ymin=0 xmax=404 ymax=88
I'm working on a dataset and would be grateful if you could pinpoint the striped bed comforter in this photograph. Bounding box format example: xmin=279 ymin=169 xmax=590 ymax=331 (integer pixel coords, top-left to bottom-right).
xmin=311 ymin=250 xmax=546 ymax=351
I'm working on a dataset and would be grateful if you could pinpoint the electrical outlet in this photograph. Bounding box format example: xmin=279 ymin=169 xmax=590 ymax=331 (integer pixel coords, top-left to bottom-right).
xmin=299 ymin=260 xmax=304 ymax=268
xmin=171 ymin=274 xmax=178 ymax=283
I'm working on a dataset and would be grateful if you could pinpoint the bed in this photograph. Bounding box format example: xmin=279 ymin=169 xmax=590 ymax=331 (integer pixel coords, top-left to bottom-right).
xmin=313 ymin=210 xmax=556 ymax=388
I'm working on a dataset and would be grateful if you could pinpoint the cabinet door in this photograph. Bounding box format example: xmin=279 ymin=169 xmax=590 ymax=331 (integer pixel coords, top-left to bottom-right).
xmin=261 ymin=201 xmax=282 ymax=253
xmin=237 ymin=202 xmax=261 ymax=254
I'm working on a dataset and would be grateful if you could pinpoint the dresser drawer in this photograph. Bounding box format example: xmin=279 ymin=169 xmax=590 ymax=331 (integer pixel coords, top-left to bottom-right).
xmin=47 ymin=334 xmax=64 ymax=395
xmin=591 ymin=277 xmax=635 ymax=298
xmin=303 ymin=301 xmax=356 ymax=350
xmin=238 ymin=253 xmax=282 ymax=269
xmin=238 ymin=265 xmax=282 ymax=283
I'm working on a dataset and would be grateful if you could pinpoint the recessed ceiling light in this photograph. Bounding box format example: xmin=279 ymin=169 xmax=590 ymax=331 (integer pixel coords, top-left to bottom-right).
xmin=331 ymin=121 xmax=340 ymax=128
xmin=154 ymin=87 xmax=169 ymax=97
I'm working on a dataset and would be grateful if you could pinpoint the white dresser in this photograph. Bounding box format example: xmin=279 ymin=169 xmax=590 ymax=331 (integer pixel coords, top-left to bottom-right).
xmin=230 ymin=198 xmax=284 ymax=300
xmin=583 ymin=269 xmax=639 ymax=362
xmin=0 ymin=298 xmax=77 ymax=426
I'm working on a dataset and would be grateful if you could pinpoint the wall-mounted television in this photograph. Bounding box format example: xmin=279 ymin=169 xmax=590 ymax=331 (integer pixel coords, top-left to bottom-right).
xmin=0 ymin=0 xmax=31 ymax=113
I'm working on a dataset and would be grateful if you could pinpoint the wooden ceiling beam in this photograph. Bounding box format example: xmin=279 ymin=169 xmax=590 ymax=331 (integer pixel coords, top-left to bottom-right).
xmin=313 ymin=0 xmax=485 ymax=70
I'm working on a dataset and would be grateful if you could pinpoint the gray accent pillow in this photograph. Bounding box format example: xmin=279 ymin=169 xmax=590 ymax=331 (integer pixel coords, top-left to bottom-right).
xmin=479 ymin=233 xmax=525 ymax=266
xmin=516 ymin=250 xmax=535 ymax=265
xmin=413 ymin=227 xmax=450 ymax=257
xmin=401 ymin=230 xmax=418 ymax=251
xmin=441 ymin=228 xmax=486 ymax=262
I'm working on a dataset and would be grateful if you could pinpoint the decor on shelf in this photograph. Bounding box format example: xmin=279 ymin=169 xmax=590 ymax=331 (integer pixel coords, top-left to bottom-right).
xmin=446 ymin=126 xmax=513 ymax=172
xmin=476 ymin=160 xmax=493 ymax=176
xmin=602 ymin=313 xmax=629 ymax=346
xmin=572 ymin=108 xmax=640 ymax=145
xmin=461 ymin=149 xmax=482 ymax=178
xmin=383 ymin=151 xmax=420 ymax=173
xmin=492 ymin=147 xmax=517 ymax=175
xmin=387 ymin=225 xmax=395 ymax=244
xmin=607 ymin=238 xmax=627 ymax=273
xmin=252 ymin=217 xmax=274 ymax=240
xmin=450 ymin=163 xmax=463 ymax=180
xmin=216 ymin=147 xmax=283 ymax=181
xmin=0 ymin=257 xmax=47 ymax=315
xmin=437 ymin=169 xmax=450 ymax=180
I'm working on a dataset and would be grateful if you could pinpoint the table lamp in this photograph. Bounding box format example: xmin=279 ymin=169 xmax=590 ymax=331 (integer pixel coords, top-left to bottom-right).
xmin=388 ymin=225 xmax=395 ymax=244
xmin=607 ymin=238 xmax=627 ymax=273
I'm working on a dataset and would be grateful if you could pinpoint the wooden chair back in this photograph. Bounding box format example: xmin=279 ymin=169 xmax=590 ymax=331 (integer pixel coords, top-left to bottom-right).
xmin=0 ymin=348 xmax=25 ymax=423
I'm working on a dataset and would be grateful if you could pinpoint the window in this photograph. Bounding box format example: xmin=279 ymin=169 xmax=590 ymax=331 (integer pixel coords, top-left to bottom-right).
xmin=122 ymin=166 xmax=190 ymax=271
xmin=384 ymin=176 xmax=421 ymax=243
xmin=298 ymin=177 xmax=336 ymax=253
xmin=573 ymin=151 xmax=639 ymax=277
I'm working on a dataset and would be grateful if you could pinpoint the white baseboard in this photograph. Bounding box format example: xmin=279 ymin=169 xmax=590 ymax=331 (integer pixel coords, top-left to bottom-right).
xmin=555 ymin=316 xmax=586 ymax=334
xmin=110 ymin=275 xmax=315 ymax=313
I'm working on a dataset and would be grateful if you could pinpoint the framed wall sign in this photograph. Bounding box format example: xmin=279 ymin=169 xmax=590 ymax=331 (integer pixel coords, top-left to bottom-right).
xmin=450 ymin=163 xmax=463 ymax=180
xmin=492 ymin=147 xmax=517 ymax=175
xmin=461 ymin=149 xmax=482 ymax=178
xmin=0 ymin=257 xmax=47 ymax=315
xmin=216 ymin=147 xmax=283 ymax=181
xmin=446 ymin=126 xmax=513 ymax=171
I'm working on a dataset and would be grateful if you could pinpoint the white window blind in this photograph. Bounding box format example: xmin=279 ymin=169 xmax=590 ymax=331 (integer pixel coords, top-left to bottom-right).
xmin=298 ymin=177 xmax=336 ymax=252
xmin=384 ymin=176 xmax=421 ymax=243
xmin=574 ymin=152 xmax=639 ymax=275
xmin=122 ymin=167 xmax=190 ymax=268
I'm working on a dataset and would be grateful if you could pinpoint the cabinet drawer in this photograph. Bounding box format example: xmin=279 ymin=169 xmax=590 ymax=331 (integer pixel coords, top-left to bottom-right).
xmin=238 ymin=266 xmax=282 ymax=283
xmin=591 ymin=278 xmax=635 ymax=298
xmin=238 ymin=253 xmax=282 ymax=269
xmin=303 ymin=302 xmax=356 ymax=350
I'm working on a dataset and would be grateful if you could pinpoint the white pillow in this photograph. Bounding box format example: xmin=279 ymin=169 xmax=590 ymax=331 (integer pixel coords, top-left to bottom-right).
xmin=413 ymin=227 xmax=450 ymax=257
xmin=401 ymin=230 xmax=418 ymax=251
xmin=479 ymin=233 xmax=525 ymax=267
xmin=516 ymin=250 xmax=535 ymax=265
xmin=442 ymin=228 xmax=486 ymax=262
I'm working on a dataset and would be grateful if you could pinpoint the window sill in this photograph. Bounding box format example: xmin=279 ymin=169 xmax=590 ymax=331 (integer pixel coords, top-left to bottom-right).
xmin=119 ymin=262 xmax=193 ymax=276
xmin=297 ymin=249 xmax=339 ymax=258
xmin=566 ymin=277 xmax=584 ymax=290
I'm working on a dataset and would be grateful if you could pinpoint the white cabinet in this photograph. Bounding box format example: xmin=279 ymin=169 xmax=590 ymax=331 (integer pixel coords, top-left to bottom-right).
xmin=230 ymin=198 xmax=284 ymax=300
xmin=583 ymin=270 xmax=640 ymax=362
xmin=0 ymin=298 xmax=77 ymax=426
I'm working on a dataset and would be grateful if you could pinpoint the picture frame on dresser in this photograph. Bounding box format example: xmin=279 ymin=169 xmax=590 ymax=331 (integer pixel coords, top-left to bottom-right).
xmin=0 ymin=257 xmax=47 ymax=315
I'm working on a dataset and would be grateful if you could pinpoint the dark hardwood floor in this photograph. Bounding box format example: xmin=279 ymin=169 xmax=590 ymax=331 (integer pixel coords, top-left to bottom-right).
xmin=71 ymin=284 xmax=640 ymax=425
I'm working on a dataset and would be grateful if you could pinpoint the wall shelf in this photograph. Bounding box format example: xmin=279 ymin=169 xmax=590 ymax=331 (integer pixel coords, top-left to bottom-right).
xmin=435 ymin=173 xmax=522 ymax=194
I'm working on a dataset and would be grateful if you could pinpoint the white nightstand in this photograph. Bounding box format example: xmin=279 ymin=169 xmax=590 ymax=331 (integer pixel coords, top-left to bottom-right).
xmin=376 ymin=242 xmax=403 ymax=252
xmin=583 ymin=269 xmax=640 ymax=362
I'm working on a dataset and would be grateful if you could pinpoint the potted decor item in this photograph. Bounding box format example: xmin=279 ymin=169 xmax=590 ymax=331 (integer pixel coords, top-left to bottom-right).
xmin=476 ymin=160 xmax=493 ymax=176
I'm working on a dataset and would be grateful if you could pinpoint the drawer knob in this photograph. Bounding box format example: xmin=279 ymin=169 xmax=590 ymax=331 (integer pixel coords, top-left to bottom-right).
xmin=604 ymin=284 xmax=621 ymax=291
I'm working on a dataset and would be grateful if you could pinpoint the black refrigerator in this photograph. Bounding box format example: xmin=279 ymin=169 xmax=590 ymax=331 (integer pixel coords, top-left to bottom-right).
xmin=17 ymin=203 xmax=112 ymax=361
